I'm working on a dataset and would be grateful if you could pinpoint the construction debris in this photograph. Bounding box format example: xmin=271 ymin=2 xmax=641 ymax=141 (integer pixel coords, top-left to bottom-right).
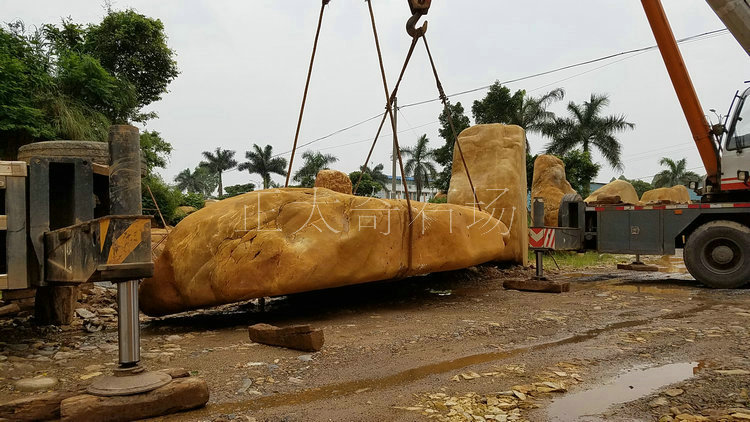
xmin=248 ymin=323 xmax=324 ymax=352
xmin=503 ymin=278 xmax=570 ymax=293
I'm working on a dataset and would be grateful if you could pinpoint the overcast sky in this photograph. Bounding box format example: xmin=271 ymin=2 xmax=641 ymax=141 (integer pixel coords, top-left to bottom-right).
xmin=4 ymin=1 xmax=748 ymax=188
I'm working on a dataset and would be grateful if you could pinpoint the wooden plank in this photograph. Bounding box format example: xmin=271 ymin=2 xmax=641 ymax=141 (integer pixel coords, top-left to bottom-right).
xmin=0 ymin=303 xmax=21 ymax=317
xmin=0 ymin=215 xmax=6 ymax=230
xmin=0 ymin=175 xmax=6 ymax=189
xmin=0 ymin=161 xmax=28 ymax=177
xmin=0 ymin=274 xmax=8 ymax=290
xmin=248 ymin=323 xmax=325 ymax=352
xmin=6 ymin=176 xmax=28 ymax=289
xmin=503 ymin=278 xmax=570 ymax=293
xmin=92 ymin=163 xmax=110 ymax=176
xmin=0 ymin=391 xmax=77 ymax=421
xmin=34 ymin=286 xmax=77 ymax=325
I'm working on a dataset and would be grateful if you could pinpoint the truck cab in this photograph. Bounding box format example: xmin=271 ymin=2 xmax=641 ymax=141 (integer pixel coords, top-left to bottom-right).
xmin=721 ymin=86 xmax=750 ymax=193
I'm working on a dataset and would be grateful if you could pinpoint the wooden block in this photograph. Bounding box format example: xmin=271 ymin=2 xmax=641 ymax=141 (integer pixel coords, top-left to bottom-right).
xmin=617 ymin=263 xmax=659 ymax=272
xmin=35 ymin=286 xmax=77 ymax=325
xmin=0 ymin=303 xmax=21 ymax=317
xmin=60 ymin=377 xmax=209 ymax=422
xmin=0 ymin=176 xmax=5 ymax=189
xmin=0 ymin=275 xmax=7 ymax=290
xmin=0 ymin=288 xmax=36 ymax=301
xmin=6 ymin=176 xmax=27 ymax=289
xmin=0 ymin=391 xmax=76 ymax=421
xmin=0 ymin=215 xmax=6 ymax=231
xmin=0 ymin=162 xmax=27 ymax=177
xmin=92 ymin=163 xmax=110 ymax=176
xmin=503 ymin=278 xmax=570 ymax=293
xmin=248 ymin=323 xmax=324 ymax=352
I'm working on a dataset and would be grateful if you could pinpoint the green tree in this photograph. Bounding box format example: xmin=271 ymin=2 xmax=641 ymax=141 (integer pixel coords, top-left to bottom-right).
xmin=200 ymin=147 xmax=237 ymax=197
xmin=401 ymin=134 xmax=437 ymax=200
xmin=651 ymin=157 xmax=700 ymax=188
xmin=142 ymin=175 xmax=182 ymax=226
xmin=174 ymin=166 xmax=219 ymax=197
xmin=434 ymin=102 xmax=471 ymax=192
xmin=359 ymin=163 xmax=389 ymax=186
xmin=223 ymin=183 xmax=256 ymax=198
xmin=543 ymin=94 xmax=634 ymax=170
xmin=615 ymin=175 xmax=653 ymax=197
xmin=139 ymin=130 xmax=172 ymax=175
xmin=471 ymin=82 xmax=525 ymax=126
xmin=558 ymin=150 xmax=600 ymax=197
xmin=83 ymin=9 xmax=179 ymax=120
xmin=237 ymin=144 xmax=287 ymax=189
xmin=293 ymin=151 xmax=338 ymax=188
xmin=349 ymin=171 xmax=382 ymax=197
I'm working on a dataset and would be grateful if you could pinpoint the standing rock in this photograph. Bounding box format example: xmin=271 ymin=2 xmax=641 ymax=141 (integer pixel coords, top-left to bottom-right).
xmin=640 ymin=185 xmax=691 ymax=205
xmin=447 ymin=124 xmax=528 ymax=265
xmin=314 ymin=170 xmax=352 ymax=195
xmin=530 ymin=155 xmax=577 ymax=226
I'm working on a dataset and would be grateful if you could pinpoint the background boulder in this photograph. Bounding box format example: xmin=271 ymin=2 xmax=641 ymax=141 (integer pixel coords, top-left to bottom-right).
xmin=531 ymin=155 xmax=577 ymax=226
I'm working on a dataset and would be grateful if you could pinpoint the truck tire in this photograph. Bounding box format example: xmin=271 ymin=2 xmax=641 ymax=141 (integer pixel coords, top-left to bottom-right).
xmin=17 ymin=141 xmax=147 ymax=177
xmin=684 ymin=220 xmax=750 ymax=288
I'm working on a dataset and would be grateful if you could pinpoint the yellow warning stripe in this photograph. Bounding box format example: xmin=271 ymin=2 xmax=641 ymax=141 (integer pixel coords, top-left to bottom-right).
xmin=107 ymin=219 xmax=148 ymax=264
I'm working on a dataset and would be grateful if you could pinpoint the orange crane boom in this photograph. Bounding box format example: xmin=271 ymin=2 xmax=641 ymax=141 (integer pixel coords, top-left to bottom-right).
xmin=641 ymin=0 xmax=719 ymax=182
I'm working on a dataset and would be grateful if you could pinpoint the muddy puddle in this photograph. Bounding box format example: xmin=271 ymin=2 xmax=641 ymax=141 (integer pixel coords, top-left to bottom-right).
xmin=547 ymin=362 xmax=701 ymax=421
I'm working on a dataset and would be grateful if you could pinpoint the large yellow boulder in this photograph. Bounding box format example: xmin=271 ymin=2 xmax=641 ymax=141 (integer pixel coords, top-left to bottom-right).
xmin=640 ymin=185 xmax=691 ymax=205
xmin=139 ymin=188 xmax=509 ymax=316
xmin=314 ymin=169 xmax=352 ymax=194
xmin=531 ymin=155 xmax=577 ymax=226
xmin=585 ymin=179 xmax=639 ymax=205
xmin=447 ymin=124 xmax=528 ymax=265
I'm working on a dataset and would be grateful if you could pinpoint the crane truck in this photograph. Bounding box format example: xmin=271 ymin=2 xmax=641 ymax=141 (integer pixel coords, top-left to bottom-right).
xmin=531 ymin=0 xmax=750 ymax=288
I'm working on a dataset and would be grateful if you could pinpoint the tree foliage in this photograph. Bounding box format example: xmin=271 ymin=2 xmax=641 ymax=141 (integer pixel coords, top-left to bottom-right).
xmin=200 ymin=148 xmax=237 ymax=197
xmin=237 ymin=144 xmax=287 ymax=189
xmin=348 ymin=171 xmax=382 ymax=197
xmin=434 ymin=102 xmax=471 ymax=192
xmin=615 ymin=175 xmax=653 ymax=197
xmin=0 ymin=9 xmax=178 ymax=158
xmin=359 ymin=163 xmax=389 ymax=187
xmin=559 ymin=150 xmax=600 ymax=197
xmin=651 ymin=157 xmax=700 ymax=188
xmin=174 ymin=166 xmax=219 ymax=198
xmin=223 ymin=183 xmax=256 ymax=198
xmin=401 ymin=134 xmax=437 ymax=200
xmin=140 ymin=130 xmax=172 ymax=175
xmin=293 ymin=151 xmax=338 ymax=188
xmin=471 ymin=82 xmax=525 ymax=126
xmin=142 ymin=175 xmax=182 ymax=226
xmin=543 ymin=94 xmax=634 ymax=171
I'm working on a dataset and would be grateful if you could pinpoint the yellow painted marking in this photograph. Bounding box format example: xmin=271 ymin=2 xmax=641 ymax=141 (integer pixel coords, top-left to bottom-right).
xmin=107 ymin=219 xmax=148 ymax=264
xmin=99 ymin=219 xmax=111 ymax=252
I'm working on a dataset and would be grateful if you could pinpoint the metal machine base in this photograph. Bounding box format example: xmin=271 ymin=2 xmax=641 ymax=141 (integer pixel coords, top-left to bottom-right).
xmin=87 ymin=365 xmax=172 ymax=396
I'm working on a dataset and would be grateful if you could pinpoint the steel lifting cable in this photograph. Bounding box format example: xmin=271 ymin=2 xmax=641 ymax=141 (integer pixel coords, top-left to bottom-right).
xmin=358 ymin=0 xmax=417 ymax=270
xmin=421 ymin=34 xmax=482 ymax=212
xmin=285 ymin=0 xmax=331 ymax=187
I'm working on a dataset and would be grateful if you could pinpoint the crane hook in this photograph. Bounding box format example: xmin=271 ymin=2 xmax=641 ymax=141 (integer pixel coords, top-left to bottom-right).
xmin=405 ymin=0 xmax=430 ymax=38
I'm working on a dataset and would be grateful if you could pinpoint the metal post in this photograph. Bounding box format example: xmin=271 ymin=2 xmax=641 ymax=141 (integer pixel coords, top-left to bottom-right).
xmin=392 ymin=96 xmax=398 ymax=199
xmin=532 ymin=197 xmax=545 ymax=279
xmin=108 ymin=125 xmax=142 ymax=368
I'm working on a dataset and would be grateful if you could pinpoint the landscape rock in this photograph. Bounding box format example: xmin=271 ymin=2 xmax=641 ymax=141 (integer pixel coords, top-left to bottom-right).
xmin=75 ymin=308 xmax=95 ymax=319
xmin=641 ymin=185 xmax=691 ymax=205
xmin=14 ymin=377 xmax=58 ymax=392
xmin=248 ymin=324 xmax=324 ymax=352
xmin=585 ymin=179 xmax=639 ymax=205
xmin=140 ymin=188 xmax=508 ymax=316
xmin=531 ymin=155 xmax=577 ymax=226
xmin=447 ymin=124 xmax=528 ymax=264
xmin=314 ymin=169 xmax=352 ymax=195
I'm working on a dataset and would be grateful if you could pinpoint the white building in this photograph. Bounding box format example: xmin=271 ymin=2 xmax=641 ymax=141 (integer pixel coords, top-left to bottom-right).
xmin=375 ymin=175 xmax=440 ymax=202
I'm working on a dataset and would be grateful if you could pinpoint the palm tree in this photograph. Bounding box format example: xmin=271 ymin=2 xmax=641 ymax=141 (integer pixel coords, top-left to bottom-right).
xmin=200 ymin=147 xmax=237 ymax=196
xmin=174 ymin=167 xmax=219 ymax=197
xmin=237 ymin=144 xmax=287 ymax=189
xmin=652 ymin=157 xmax=700 ymax=188
xmin=543 ymin=93 xmax=634 ymax=171
xmin=360 ymin=163 xmax=389 ymax=186
xmin=401 ymin=134 xmax=437 ymax=200
xmin=293 ymin=151 xmax=338 ymax=187
xmin=511 ymin=88 xmax=565 ymax=151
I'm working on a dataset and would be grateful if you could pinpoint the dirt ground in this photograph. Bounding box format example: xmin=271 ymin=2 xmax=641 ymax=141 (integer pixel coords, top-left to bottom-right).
xmin=1 ymin=255 xmax=750 ymax=422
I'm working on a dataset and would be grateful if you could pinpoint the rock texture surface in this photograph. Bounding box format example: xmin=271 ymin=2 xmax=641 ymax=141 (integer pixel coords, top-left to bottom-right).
xmin=140 ymin=188 xmax=508 ymax=316
xmin=447 ymin=124 xmax=528 ymax=264
xmin=530 ymin=155 xmax=577 ymax=226
xmin=640 ymin=185 xmax=691 ymax=205
xmin=585 ymin=180 xmax=639 ymax=205
xmin=314 ymin=170 xmax=352 ymax=195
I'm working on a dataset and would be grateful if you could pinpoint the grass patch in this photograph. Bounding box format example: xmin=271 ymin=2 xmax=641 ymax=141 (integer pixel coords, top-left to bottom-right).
xmin=528 ymin=250 xmax=626 ymax=269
